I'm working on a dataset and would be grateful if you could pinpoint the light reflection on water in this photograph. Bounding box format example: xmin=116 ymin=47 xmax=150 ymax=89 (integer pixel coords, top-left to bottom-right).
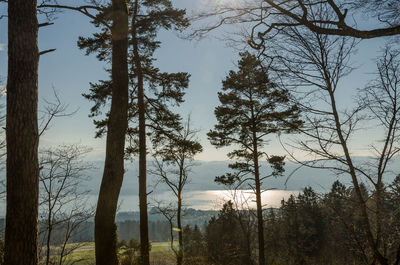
xmin=0 ymin=190 xmax=300 ymax=216
xmin=114 ymin=190 xmax=300 ymax=212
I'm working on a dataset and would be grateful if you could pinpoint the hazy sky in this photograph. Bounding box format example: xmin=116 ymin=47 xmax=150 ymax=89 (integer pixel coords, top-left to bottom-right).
xmin=0 ymin=0 xmax=392 ymax=162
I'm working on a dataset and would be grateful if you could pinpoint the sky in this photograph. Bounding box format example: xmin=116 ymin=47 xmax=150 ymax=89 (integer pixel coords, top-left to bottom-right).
xmin=0 ymin=0 xmax=394 ymax=163
xmin=0 ymin=1 xmax=398 ymax=213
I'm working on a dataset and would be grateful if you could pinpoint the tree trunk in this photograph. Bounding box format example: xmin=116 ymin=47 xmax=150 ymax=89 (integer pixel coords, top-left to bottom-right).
xmin=94 ymin=0 xmax=129 ymax=264
xmin=45 ymin=225 xmax=52 ymax=265
xmin=327 ymin=86 xmax=388 ymax=265
xmin=177 ymin=194 xmax=183 ymax=265
xmin=46 ymin=194 xmax=52 ymax=265
xmin=131 ymin=2 xmax=150 ymax=264
xmin=5 ymin=0 xmax=39 ymax=264
xmin=250 ymin=92 xmax=265 ymax=265
xmin=253 ymin=147 xmax=265 ymax=265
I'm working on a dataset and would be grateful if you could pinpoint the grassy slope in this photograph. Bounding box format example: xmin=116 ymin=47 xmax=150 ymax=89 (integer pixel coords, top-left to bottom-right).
xmin=52 ymin=242 xmax=176 ymax=265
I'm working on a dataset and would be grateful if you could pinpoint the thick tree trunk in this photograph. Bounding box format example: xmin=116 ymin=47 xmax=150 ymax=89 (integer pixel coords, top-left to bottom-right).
xmin=5 ymin=0 xmax=39 ymax=264
xmin=131 ymin=2 xmax=150 ymax=264
xmin=94 ymin=0 xmax=129 ymax=264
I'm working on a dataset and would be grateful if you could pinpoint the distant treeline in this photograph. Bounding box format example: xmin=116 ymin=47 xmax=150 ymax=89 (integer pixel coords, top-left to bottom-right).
xmin=182 ymin=178 xmax=400 ymax=265
xmin=0 ymin=208 xmax=217 ymax=246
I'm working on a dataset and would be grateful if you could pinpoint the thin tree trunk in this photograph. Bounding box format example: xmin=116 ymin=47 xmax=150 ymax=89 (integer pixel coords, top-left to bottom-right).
xmin=46 ymin=190 xmax=52 ymax=265
xmin=5 ymin=0 xmax=39 ymax=264
xmin=131 ymin=2 xmax=150 ymax=264
xmin=177 ymin=193 xmax=183 ymax=265
xmin=327 ymin=86 xmax=388 ymax=265
xmin=250 ymin=91 xmax=265 ymax=265
xmin=94 ymin=0 xmax=129 ymax=264
xmin=45 ymin=225 xmax=52 ymax=265
xmin=253 ymin=145 xmax=265 ymax=265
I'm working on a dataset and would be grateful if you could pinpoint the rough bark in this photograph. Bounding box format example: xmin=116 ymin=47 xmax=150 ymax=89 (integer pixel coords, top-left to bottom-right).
xmin=131 ymin=1 xmax=150 ymax=264
xmin=5 ymin=0 xmax=40 ymax=264
xmin=94 ymin=0 xmax=129 ymax=264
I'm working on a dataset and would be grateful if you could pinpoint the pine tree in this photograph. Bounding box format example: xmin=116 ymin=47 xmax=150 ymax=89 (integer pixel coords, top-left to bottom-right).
xmin=79 ymin=1 xmax=189 ymax=264
xmin=208 ymin=51 xmax=301 ymax=265
xmin=205 ymin=201 xmax=251 ymax=265
xmin=77 ymin=1 xmax=130 ymax=264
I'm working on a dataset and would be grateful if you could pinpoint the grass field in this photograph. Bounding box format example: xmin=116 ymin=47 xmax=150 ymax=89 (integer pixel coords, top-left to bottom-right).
xmin=45 ymin=241 xmax=176 ymax=265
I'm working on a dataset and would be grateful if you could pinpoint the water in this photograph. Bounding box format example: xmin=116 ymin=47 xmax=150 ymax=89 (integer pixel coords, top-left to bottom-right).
xmin=114 ymin=189 xmax=300 ymax=212
xmin=0 ymin=189 xmax=299 ymax=217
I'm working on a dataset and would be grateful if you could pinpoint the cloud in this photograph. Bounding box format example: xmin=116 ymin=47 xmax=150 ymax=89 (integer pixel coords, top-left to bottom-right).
xmin=0 ymin=43 xmax=5 ymax=51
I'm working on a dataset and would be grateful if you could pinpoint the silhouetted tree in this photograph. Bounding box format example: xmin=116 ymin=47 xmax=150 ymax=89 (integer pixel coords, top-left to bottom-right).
xmin=192 ymin=1 xmax=400 ymax=43
xmin=208 ymin=51 xmax=301 ymax=265
xmin=38 ymin=144 xmax=94 ymax=265
xmin=34 ymin=2 xmax=130 ymax=262
xmin=265 ymin=17 xmax=400 ymax=263
xmin=182 ymin=225 xmax=207 ymax=265
xmin=93 ymin=1 xmax=129 ymax=264
xmin=80 ymin=1 xmax=189 ymax=264
xmin=152 ymin=116 xmax=202 ymax=265
xmin=206 ymin=201 xmax=251 ymax=265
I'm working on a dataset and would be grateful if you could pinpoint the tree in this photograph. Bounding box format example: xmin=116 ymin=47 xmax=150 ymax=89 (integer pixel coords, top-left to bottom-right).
xmin=280 ymin=188 xmax=324 ymax=265
xmin=183 ymin=225 xmax=207 ymax=265
xmin=5 ymin=0 xmax=40 ymax=264
xmin=205 ymin=201 xmax=251 ymax=265
xmin=192 ymin=0 xmax=400 ymax=43
xmin=152 ymin=116 xmax=203 ymax=265
xmin=264 ymin=13 xmax=400 ymax=263
xmin=208 ymin=51 xmax=301 ymax=265
xmin=249 ymin=0 xmax=400 ymax=41
xmin=81 ymin=2 xmax=189 ymax=264
xmin=38 ymin=144 xmax=94 ymax=265
xmin=322 ymin=181 xmax=369 ymax=264
xmin=118 ymin=238 xmax=141 ymax=265
xmin=93 ymin=1 xmax=129 ymax=264
xmin=34 ymin=2 xmax=130 ymax=263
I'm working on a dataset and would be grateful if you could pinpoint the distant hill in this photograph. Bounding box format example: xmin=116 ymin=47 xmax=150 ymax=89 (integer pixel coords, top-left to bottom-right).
xmin=85 ymin=157 xmax=400 ymax=196
xmin=117 ymin=207 xmax=218 ymax=228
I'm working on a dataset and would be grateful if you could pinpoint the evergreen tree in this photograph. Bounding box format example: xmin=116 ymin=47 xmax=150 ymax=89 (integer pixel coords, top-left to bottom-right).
xmin=207 ymin=51 xmax=301 ymax=265
xmin=86 ymin=1 xmax=129 ymax=264
xmin=183 ymin=225 xmax=206 ymax=265
xmin=79 ymin=1 xmax=189 ymax=264
xmin=205 ymin=201 xmax=251 ymax=265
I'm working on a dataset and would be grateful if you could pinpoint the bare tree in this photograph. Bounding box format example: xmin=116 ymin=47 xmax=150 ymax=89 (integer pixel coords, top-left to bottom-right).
xmin=152 ymin=201 xmax=178 ymax=258
xmin=38 ymin=88 xmax=77 ymax=138
xmin=266 ymin=11 xmax=400 ymax=263
xmin=38 ymin=144 xmax=94 ymax=265
xmin=191 ymin=0 xmax=400 ymax=43
xmin=151 ymin=116 xmax=202 ymax=265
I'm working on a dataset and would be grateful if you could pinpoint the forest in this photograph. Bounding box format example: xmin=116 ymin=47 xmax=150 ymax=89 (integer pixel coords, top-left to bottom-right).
xmin=2 ymin=0 xmax=400 ymax=265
